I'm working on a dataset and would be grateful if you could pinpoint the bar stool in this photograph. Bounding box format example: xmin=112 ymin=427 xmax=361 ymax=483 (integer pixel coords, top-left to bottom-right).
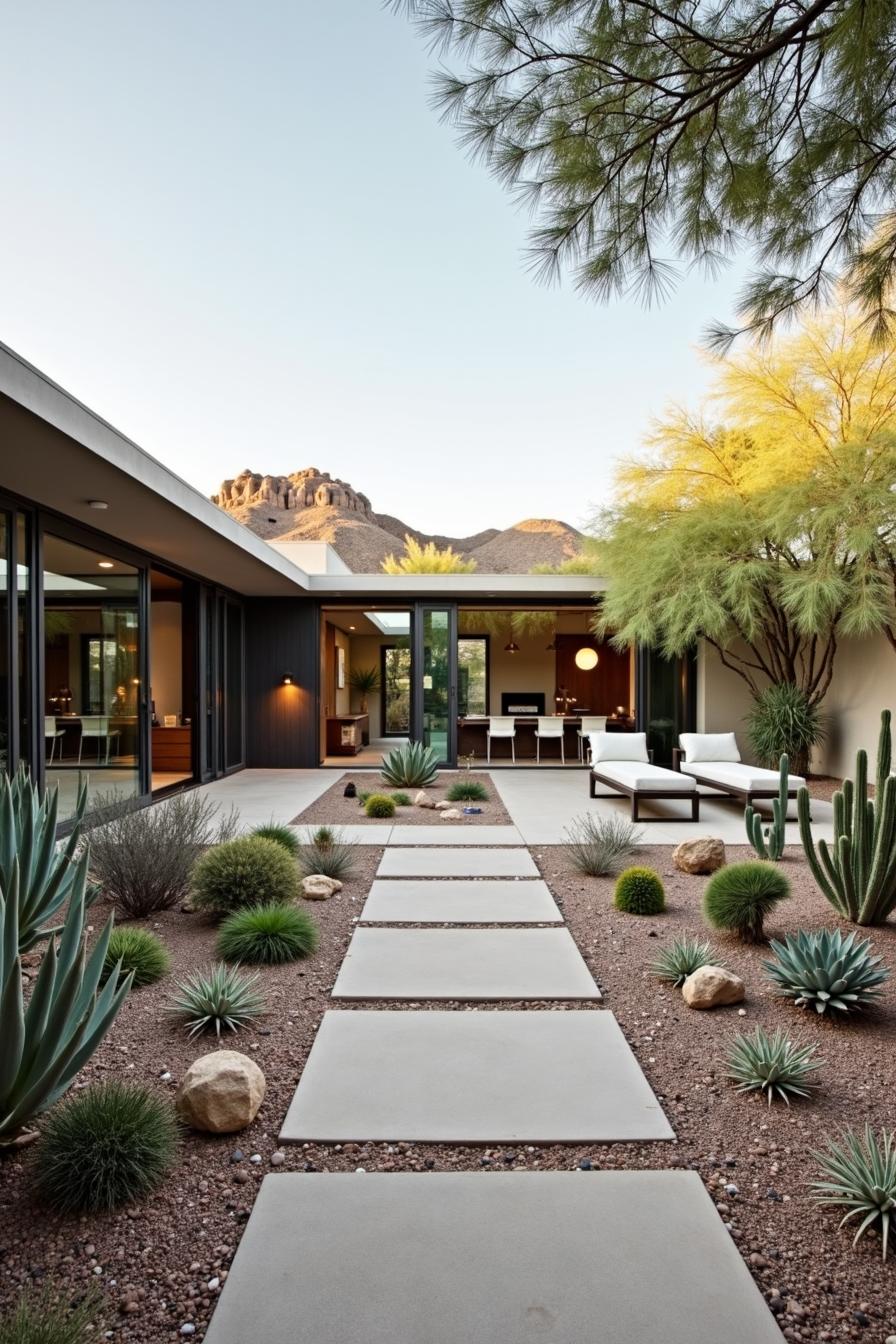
xmin=486 ymin=716 xmax=516 ymax=764
xmin=45 ymin=716 xmax=67 ymax=764
xmin=535 ymin=716 xmax=565 ymax=764
xmin=577 ymin=715 xmax=608 ymax=762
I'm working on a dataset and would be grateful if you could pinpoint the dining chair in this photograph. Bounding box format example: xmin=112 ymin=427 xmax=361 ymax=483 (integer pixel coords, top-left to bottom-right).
xmin=78 ymin=715 xmax=121 ymax=764
xmin=535 ymin=716 xmax=565 ymax=764
xmin=486 ymin=716 xmax=516 ymax=764
xmin=577 ymin=715 xmax=608 ymax=762
xmin=44 ymin=716 xmax=67 ymax=764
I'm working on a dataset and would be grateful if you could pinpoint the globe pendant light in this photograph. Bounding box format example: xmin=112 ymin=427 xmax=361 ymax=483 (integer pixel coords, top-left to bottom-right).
xmin=574 ymin=647 xmax=599 ymax=670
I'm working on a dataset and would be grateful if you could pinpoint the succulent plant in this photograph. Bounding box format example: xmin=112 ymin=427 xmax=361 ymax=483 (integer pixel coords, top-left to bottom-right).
xmin=1 ymin=764 xmax=93 ymax=952
xmin=0 ymin=858 xmax=132 ymax=1146
xmin=364 ymin=794 xmax=397 ymax=818
xmin=764 ymin=928 xmax=890 ymax=1016
xmin=745 ymin=754 xmax=789 ymax=861
xmin=726 ymin=1026 xmax=821 ymax=1106
xmin=812 ymin=1125 xmax=896 ymax=1260
xmin=380 ymin=740 xmax=440 ymax=788
xmin=168 ymin=963 xmax=265 ymax=1037
xmin=649 ymin=936 xmax=721 ymax=986
xmin=703 ymin=860 xmax=790 ymax=942
xmin=614 ymin=867 xmax=665 ymax=915
xmin=798 ymin=709 xmax=896 ymax=925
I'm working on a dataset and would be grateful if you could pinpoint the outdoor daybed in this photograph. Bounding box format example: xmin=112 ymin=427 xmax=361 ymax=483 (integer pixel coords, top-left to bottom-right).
xmin=589 ymin=732 xmax=699 ymax=822
xmin=673 ymin=732 xmax=805 ymax=807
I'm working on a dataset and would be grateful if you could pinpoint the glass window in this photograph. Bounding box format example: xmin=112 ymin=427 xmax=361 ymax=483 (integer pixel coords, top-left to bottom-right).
xmin=224 ymin=599 xmax=244 ymax=769
xmin=0 ymin=512 xmax=8 ymax=773
xmin=458 ymin=637 xmax=488 ymax=716
xmin=422 ymin=608 xmax=451 ymax=761
xmin=382 ymin=643 xmax=411 ymax=735
xmin=17 ymin=513 xmax=30 ymax=769
xmin=43 ymin=532 xmax=142 ymax=819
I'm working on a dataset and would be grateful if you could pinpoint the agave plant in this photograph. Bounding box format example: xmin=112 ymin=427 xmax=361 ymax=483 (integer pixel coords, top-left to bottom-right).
xmin=1 ymin=857 xmax=132 ymax=1146
xmin=764 ymin=928 xmax=890 ymax=1016
xmin=812 ymin=1125 xmax=896 ymax=1260
xmin=649 ymin=936 xmax=721 ymax=987
xmin=168 ymin=963 xmax=265 ymax=1037
xmin=380 ymin=741 xmax=440 ymax=789
xmin=1 ymin=764 xmax=93 ymax=952
xmin=726 ymin=1026 xmax=821 ymax=1106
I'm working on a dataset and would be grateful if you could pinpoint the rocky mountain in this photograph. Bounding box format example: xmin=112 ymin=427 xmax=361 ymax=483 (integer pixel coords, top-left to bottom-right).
xmin=212 ymin=468 xmax=585 ymax=573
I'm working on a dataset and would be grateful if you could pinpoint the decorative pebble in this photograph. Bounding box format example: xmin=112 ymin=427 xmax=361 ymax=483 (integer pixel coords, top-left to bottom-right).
xmin=249 ymin=1154 xmax=262 ymax=1164
xmin=578 ymin=1158 xmax=593 ymax=1171
xmin=207 ymin=1277 xmax=220 ymax=1291
xmin=180 ymin=1326 xmax=196 ymax=1337
xmin=230 ymin=1150 xmax=244 ymax=1163
xmin=270 ymin=1151 xmax=286 ymax=1166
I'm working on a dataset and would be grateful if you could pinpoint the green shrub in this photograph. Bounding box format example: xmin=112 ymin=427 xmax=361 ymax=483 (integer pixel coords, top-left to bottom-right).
xmin=764 ymin=928 xmax=890 ymax=1015
xmin=812 ymin=1125 xmax=896 ymax=1260
xmin=101 ymin=928 xmax=170 ymax=987
xmin=390 ymin=792 xmax=412 ymax=806
xmin=297 ymin=828 xmax=357 ymax=881
xmin=364 ymin=793 xmax=396 ymax=818
xmin=564 ymin=813 xmax=641 ymax=877
xmin=34 ymin=1082 xmax=179 ymax=1213
xmin=0 ymin=1287 xmax=101 ymax=1344
xmin=726 ymin=1026 xmax=821 ymax=1106
xmin=217 ymin=903 xmax=318 ymax=964
xmin=191 ymin=836 xmax=298 ymax=917
xmin=614 ymin=867 xmax=665 ymax=915
xmin=169 ymin=962 xmax=265 ymax=1037
xmin=445 ymin=779 xmax=489 ymax=803
xmin=251 ymin=822 xmax=300 ymax=856
xmin=746 ymin=681 xmax=825 ymax=777
xmin=649 ymin=936 xmax=721 ymax=986
xmin=380 ymin=740 xmax=439 ymax=788
xmin=86 ymin=789 xmax=238 ymax=917
xmin=703 ymin=860 xmax=790 ymax=942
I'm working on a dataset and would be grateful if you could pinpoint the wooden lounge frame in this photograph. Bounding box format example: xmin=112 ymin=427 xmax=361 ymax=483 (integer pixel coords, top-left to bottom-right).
xmin=589 ymin=751 xmax=700 ymax=823
xmin=671 ymin=749 xmax=802 ymax=809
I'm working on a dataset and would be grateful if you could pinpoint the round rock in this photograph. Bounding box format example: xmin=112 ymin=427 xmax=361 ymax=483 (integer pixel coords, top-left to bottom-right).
xmin=302 ymin=874 xmax=343 ymax=901
xmin=681 ymin=964 xmax=745 ymax=1009
xmin=672 ymin=837 xmax=726 ymax=874
xmin=176 ymin=1050 xmax=266 ymax=1133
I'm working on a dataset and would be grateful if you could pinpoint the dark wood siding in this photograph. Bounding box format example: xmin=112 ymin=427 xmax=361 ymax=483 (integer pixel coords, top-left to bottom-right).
xmin=245 ymin=599 xmax=320 ymax=767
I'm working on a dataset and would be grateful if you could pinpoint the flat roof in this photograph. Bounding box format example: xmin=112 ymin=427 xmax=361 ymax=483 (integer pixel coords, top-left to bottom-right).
xmin=309 ymin=572 xmax=603 ymax=599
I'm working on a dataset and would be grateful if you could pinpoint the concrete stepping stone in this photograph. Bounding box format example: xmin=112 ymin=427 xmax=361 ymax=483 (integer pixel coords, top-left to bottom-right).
xmin=204 ymin=1171 xmax=783 ymax=1344
xmin=360 ymin=878 xmax=561 ymax=924
xmin=280 ymin=1010 xmax=672 ymax=1142
xmin=330 ymin=927 xmax=600 ymax=1001
xmin=377 ymin=847 xmax=538 ymax=878
xmin=384 ymin=825 xmax=523 ymax=845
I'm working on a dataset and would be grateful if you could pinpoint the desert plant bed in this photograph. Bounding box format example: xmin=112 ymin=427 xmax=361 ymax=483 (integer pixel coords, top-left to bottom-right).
xmin=292 ymin=772 xmax=511 ymax=826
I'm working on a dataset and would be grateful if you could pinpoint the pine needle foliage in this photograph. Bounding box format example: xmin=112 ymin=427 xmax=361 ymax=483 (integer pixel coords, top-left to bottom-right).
xmin=382 ymin=536 xmax=476 ymax=574
xmin=398 ymin=3 xmax=896 ymax=346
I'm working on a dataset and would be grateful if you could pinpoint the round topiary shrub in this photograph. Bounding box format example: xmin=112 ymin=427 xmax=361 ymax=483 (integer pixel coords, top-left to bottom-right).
xmin=102 ymin=927 xmax=170 ymax=987
xmin=191 ymin=836 xmax=298 ymax=917
xmin=217 ymin=902 xmax=319 ymax=964
xmin=614 ymin=867 xmax=665 ymax=915
xmin=34 ymin=1082 xmax=179 ymax=1212
xmin=704 ymin=859 xmax=790 ymax=943
xmin=364 ymin=793 xmax=396 ymax=819
xmin=251 ymin=822 xmax=300 ymax=856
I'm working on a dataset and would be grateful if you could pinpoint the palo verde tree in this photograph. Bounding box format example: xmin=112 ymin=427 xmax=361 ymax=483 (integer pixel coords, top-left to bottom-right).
xmin=382 ymin=535 xmax=477 ymax=574
xmin=397 ymin=1 xmax=896 ymax=345
xmin=595 ymin=307 xmax=896 ymax=704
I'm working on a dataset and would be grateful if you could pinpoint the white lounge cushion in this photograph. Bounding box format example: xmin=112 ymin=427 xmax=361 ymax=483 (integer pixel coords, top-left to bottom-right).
xmin=679 ymin=732 xmax=741 ymax=763
xmin=679 ymin=761 xmax=805 ymax=792
xmin=593 ymin=761 xmax=696 ymax=793
xmin=591 ymin=731 xmax=649 ymax=764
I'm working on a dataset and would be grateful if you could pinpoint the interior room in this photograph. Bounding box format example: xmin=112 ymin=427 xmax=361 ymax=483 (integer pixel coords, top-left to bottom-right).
xmin=149 ymin=567 xmax=197 ymax=794
xmin=321 ymin=608 xmax=412 ymax=766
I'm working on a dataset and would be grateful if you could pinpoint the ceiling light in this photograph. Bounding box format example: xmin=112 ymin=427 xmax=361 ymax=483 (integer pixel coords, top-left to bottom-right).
xmin=87 ymin=500 xmax=109 ymax=510
xmin=98 ymin=561 xmax=114 ymax=569
xmin=504 ymin=640 xmax=520 ymax=654
xmin=575 ymin=647 xmax=599 ymax=670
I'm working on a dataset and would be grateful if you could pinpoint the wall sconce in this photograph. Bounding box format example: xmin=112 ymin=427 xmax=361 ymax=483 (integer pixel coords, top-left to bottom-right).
xmin=281 ymin=673 xmax=295 ymax=686
xmin=574 ymin=647 xmax=599 ymax=670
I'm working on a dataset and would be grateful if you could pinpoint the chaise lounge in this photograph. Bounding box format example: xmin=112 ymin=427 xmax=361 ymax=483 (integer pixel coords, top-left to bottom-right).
xmin=673 ymin=732 xmax=806 ymax=807
xmin=588 ymin=732 xmax=699 ymax=822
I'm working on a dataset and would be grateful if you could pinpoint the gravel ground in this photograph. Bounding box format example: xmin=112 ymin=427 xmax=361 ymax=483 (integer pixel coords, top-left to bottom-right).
xmin=294 ymin=771 xmax=511 ymax=826
xmin=2 ymin=840 xmax=895 ymax=1343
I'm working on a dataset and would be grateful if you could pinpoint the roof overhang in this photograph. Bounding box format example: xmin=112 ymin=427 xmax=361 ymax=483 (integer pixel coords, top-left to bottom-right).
xmin=0 ymin=343 xmax=312 ymax=596
xmin=308 ymin=572 xmax=605 ymax=601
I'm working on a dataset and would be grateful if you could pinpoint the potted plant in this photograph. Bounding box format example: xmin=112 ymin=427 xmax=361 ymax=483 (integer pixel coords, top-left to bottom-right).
xmin=349 ymin=665 xmax=380 ymax=713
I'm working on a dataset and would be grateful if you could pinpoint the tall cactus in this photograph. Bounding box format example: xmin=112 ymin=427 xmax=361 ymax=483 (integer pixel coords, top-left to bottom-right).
xmin=798 ymin=710 xmax=896 ymax=925
xmin=746 ymin=754 xmax=789 ymax=861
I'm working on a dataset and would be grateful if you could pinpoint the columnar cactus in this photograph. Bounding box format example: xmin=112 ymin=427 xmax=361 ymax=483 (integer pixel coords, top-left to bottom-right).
xmin=745 ymin=754 xmax=789 ymax=861
xmin=798 ymin=710 xmax=896 ymax=925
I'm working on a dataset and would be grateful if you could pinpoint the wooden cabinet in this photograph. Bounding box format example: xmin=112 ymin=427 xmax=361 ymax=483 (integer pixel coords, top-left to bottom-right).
xmin=151 ymin=725 xmax=192 ymax=772
xmin=325 ymin=714 xmax=370 ymax=756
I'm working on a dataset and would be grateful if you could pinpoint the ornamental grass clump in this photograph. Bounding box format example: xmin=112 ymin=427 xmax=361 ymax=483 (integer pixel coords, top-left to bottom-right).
xmin=101 ymin=927 xmax=170 ymax=987
xmin=364 ymin=794 xmax=396 ymax=819
xmin=191 ymin=836 xmax=298 ymax=917
xmin=614 ymin=867 xmax=665 ymax=915
xmin=380 ymin=740 xmax=439 ymax=788
xmin=812 ymin=1125 xmax=896 ymax=1260
xmin=746 ymin=682 xmax=824 ymax=777
xmin=726 ymin=1026 xmax=821 ymax=1107
xmin=445 ymin=779 xmax=489 ymax=803
xmin=250 ymin=822 xmax=300 ymax=856
xmin=0 ymin=1286 xmax=102 ymax=1344
xmin=703 ymin=860 xmax=790 ymax=943
xmin=390 ymin=792 xmax=412 ymax=806
xmin=764 ymin=928 xmax=890 ymax=1016
xmin=296 ymin=828 xmax=356 ymax=881
xmin=169 ymin=963 xmax=265 ymax=1037
xmin=217 ymin=903 xmax=318 ymax=964
xmin=649 ymin=936 xmax=721 ymax=987
xmin=564 ymin=813 xmax=641 ymax=877
xmin=34 ymin=1082 xmax=179 ymax=1213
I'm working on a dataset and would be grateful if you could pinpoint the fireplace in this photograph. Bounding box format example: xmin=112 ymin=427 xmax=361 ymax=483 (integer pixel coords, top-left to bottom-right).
xmin=500 ymin=692 xmax=546 ymax=715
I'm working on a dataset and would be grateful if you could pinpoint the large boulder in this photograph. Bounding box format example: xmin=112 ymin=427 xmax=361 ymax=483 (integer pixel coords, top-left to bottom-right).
xmin=176 ymin=1051 xmax=266 ymax=1133
xmin=672 ymin=837 xmax=726 ymax=875
xmin=302 ymin=874 xmax=343 ymax=900
xmin=682 ymin=965 xmax=745 ymax=1009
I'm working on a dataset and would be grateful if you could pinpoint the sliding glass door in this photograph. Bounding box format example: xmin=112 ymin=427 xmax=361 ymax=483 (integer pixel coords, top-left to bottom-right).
xmin=414 ymin=605 xmax=456 ymax=764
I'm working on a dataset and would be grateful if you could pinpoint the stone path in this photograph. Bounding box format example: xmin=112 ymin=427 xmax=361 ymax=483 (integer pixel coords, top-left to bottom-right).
xmin=206 ymin=832 xmax=783 ymax=1343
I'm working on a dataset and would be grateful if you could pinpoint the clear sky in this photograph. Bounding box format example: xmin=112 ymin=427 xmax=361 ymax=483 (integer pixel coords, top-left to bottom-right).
xmin=1 ymin=1 xmax=747 ymax=536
